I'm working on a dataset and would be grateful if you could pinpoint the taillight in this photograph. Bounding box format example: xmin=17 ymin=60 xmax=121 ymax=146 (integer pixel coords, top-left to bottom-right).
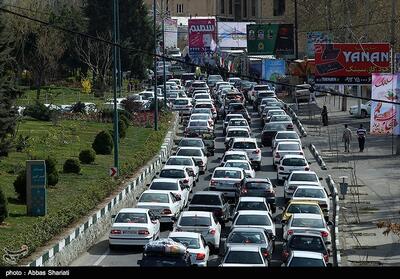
xmin=305 ymin=167 xmax=310 ymax=171
xmin=175 ymin=227 xmax=182 ymax=232
xmin=213 ymin=209 xmax=222 ymax=217
xmin=266 ymin=188 xmax=275 ymax=194
xmin=110 ymin=229 xmax=122 ymax=234
xmin=261 ymin=248 xmax=269 ymax=258
xmin=321 ymin=231 xmax=329 ymax=238
xmin=209 ymin=228 xmax=216 ymax=235
xmin=210 ymin=180 xmax=217 ymax=186
xmin=279 ymin=166 xmax=284 ymax=171
xmin=198 ymin=161 xmax=204 ymax=166
xmin=282 ymin=250 xmax=289 ymax=261
xmin=163 ymin=209 xmax=172 ymax=214
xmin=287 ymin=230 xmax=294 ymax=235
xmin=299 ymin=151 xmax=304 ymax=155
xmin=138 ymin=230 xmax=150 ymax=235
xmin=253 ymin=149 xmax=260 ymax=154
xmin=323 ymin=253 xmax=329 ymax=263
xmin=241 ymin=188 xmax=248 ymax=194
xmin=275 ymin=152 xmax=280 ymax=158
xmin=183 ymin=179 xmax=189 ymax=184
xmin=196 ymin=253 xmax=206 ymax=260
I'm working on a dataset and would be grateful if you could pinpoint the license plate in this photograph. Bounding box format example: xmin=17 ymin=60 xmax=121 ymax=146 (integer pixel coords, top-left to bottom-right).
xmin=123 ymin=230 xmax=135 ymax=234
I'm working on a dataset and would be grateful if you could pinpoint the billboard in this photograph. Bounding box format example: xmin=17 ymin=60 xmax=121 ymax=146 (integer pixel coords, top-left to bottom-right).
xmin=262 ymin=59 xmax=286 ymax=82
xmin=247 ymin=24 xmax=294 ymax=57
xmin=306 ymin=32 xmax=333 ymax=58
xmin=188 ymin=18 xmax=217 ymax=65
xmin=164 ymin=19 xmax=178 ymax=49
xmin=396 ymin=53 xmax=400 ymax=73
xmin=370 ymin=73 xmax=400 ymax=135
xmin=218 ymin=22 xmax=254 ymax=48
xmin=314 ymin=43 xmax=391 ymax=84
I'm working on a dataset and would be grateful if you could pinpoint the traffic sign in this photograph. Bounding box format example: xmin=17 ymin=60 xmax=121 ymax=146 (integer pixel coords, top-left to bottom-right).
xmin=110 ymin=167 xmax=118 ymax=177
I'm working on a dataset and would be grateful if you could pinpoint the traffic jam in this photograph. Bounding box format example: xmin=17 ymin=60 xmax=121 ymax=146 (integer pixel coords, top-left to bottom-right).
xmin=109 ymin=75 xmax=334 ymax=267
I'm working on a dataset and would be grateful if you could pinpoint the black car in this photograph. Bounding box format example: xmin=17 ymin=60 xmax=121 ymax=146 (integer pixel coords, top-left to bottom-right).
xmin=261 ymin=122 xmax=293 ymax=146
xmin=226 ymin=103 xmax=251 ymax=123
xmin=281 ymin=233 xmax=330 ymax=264
xmin=188 ymin=191 xmax=230 ymax=228
xmin=240 ymin=178 xmax=276 ymax=213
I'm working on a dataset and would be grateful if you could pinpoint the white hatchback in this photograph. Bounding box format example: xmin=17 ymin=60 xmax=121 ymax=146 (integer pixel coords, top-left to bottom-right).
xmin=272 ymin=141 xmax=303 ymax=168
xmin=223 ymin=160 xmax=255 ymax=178
xmin=230 ymin=138 xmax=262 ymax=170
xmin=176 ymin=147 xmax=208 ymax=174
xmin=148 ymin=178 xmax=190 ymax=209
xmin=277 ymin=155 xmax=310 ymax=183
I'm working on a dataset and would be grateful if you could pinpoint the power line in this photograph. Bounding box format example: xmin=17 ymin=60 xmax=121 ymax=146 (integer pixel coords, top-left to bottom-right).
xmin=0 ymin=6 xmax=399 ymax=106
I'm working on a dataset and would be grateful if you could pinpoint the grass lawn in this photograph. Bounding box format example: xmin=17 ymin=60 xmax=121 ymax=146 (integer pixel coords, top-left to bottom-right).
xmin=0 ymin=113 xmax=172 ymax=265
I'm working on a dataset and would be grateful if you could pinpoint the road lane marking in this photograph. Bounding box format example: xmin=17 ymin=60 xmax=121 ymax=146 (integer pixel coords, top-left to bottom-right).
xmin=94 ymin=248 xmax=109 ymax=266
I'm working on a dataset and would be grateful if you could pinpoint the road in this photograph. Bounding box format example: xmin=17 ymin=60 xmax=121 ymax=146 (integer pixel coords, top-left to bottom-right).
xmin=71 ymin=108 xmax=292 ymax=267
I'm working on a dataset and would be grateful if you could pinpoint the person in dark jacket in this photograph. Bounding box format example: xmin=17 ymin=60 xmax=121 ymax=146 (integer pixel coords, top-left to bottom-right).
xmin=321 ymin=105 xmax=328 ymax=126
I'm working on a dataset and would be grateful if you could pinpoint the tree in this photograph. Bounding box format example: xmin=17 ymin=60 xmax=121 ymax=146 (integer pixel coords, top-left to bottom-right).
xmin=0 ymin=1 xmax=19 ymax=156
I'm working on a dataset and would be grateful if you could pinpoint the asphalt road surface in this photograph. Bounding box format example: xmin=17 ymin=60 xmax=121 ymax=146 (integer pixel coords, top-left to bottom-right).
xmin=71 ymin=108 xmax=289 ymax=267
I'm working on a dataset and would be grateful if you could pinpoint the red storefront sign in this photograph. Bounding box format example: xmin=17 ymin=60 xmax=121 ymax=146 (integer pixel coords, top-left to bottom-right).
xmin=188 ymin=19 xmax=216 ymax=52
xmin=314 ymin=43 xmax=391 ymax=84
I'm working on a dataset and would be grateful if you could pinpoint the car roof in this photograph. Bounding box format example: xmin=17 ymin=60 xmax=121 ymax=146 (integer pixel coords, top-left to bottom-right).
xmin=180 ymin=137 xmax=203 ymax=141
xmin=295 ymin=186 xmax=325 ymax=190
xmin=277 ymin=141 xmax=301 ymax=146
xmin=238 ymin=197 xmax=266 ymax=202
xmin=232 ymin=137 xmax=257 ymax=142
xmin=245 ymin=178 xmax=271 ymax=183
xmin=224 ymin=160 xmax=250 ymax=164
xmin=214 ymin=167 xmax=244 ymax=172
xmin=292 ymin=251 xmax=324 ymax=259
xmin=161 ymin=165 xmax=187 ymax=171
xmin=224 ymin=151 xmax=248 ymax=155
xmin=180 ymin=211 xmax=212 ymax=217
xmin=276 ymin=131 xmax=298 ymax=135
xmin=168 ymin=231 xmax=200 ymax=239
xmin=168 ymin=156 xmax=194 ymax=160
xmin=229 ymin=227 xmax=267 ymax=233
xmin=118 ymin=208 xmax=149 ymax=214
xmin=152 ymin=178 xmax=180 ymax=183
xmin=141 ymin=189 xmax=172 ymax=195
xmin=291 ymin=213 xmax=325 ymax=219
xmin=236 ymin=210 xmax=269 ymax=215
xmin=287 ymin=200 xmax=320 ymax=206
xmin=227 ymin=246 xmax=261 ymax=252
xmin=281 ymin=154 xmax=306 ymax=159
xmin=290 ymin=170 xmax=317 ymax=175
xmin=190 ymin=113 xmax=211 ymax=117
xmin=226 ymin=114 xmax=244 ymax=117
xmin=227 ymin=127 xmax=249 ymax=131
xmin=177 ymin=147 xmax=203 ymax=150
xmin=193 ymin=191 xmax=223 ymax=197
xmin=289 ymin=232 xmax=324 ymax=239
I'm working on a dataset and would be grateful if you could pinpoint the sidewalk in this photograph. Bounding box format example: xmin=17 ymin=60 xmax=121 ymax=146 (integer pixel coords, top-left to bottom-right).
xmin=297 ymin=95 xmax=400 ymax=266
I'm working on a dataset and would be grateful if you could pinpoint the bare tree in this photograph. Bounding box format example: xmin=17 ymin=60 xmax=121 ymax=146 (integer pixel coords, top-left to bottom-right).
xmin=75 ymin=31 xmax=112 ymax=96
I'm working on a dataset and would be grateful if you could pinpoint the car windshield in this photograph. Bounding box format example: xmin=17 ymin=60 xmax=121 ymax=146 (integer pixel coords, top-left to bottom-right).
xmin=291 ymin=173 xmax=318 ymax=182
xmin=208 ymin=75 xmax=223 ymax=81
xmin=237 ymin=202 xmax=268 ymax=211
xmin=258 ymin=93 xmax=275 ymax=99
xmin=160 ymin=169 xmax=186 ymax=179
xmin=225 ymin=162 xmax=250 ymax=170
xmin=170 ymin=237 xmax=200 ymax=249
xmin=179 ymin=216 xmax=211 ymax=227
xmin=213 ymin=170 xmax=241 ymax=179
xmin=271 ymin=115 xmax=291 ymax=122
xmin=268 ymin=111 xmax=285 ymax=117
xmin=193 ymin=108 xmax=211 ymax=114
xmin=289 ymin=236 xmax=325 ymax=252
xmin=180 ymin=139 xmax=203 ymax=148
xmin=192 ymin=83 xmax=207 ymax=88
xmin=288 ymin=257 xmax=325 ymax=267
xmin=264 ymin=123 xmax=289 ymax=131
xmin=177 ymin=149 xmax=203 ymax=157
xmin=227 ymin=130 xmax=249 ymax=138
xmin=189 ymin=121 xmax=208 ymax=128
xmin=276 ymin=133 xmax=299 ymax=140
xmin=150 ymin=182 xmax=179 ymax=191
xmin=174 ymin=99 xmax=189 ymax=105
xmin=232 ymin=142 xmax=256 ymax=149
xmin=166 ymin=158 xmax=193 ymax=166
xmin=255 ymin=85 xmax=269 ymax=91
xmin=278 ymin=143 xmax=300 ymax=151
xmin=287 ymin=204 xmax=321 ymax=214
xmin=229 ymin=120 xmax=247 ymax=126
xmin=292 ymin=217 xmax=324 ymax=228
xmin=228 ymin=231 xmax=266 ymax=244
xmin=235 ymin=214 xmax=271 ymax=226
xmin=245 ymin=182 xmax=272 ymax=189
xmin=294 ymin=188 xmax=326 ymax=199
xmin=226 ymin=115 xmax=243 ymax=122
xmin=283 ymin=158 xmax=307 ymax=166
xmin=191 ymin=115 xmax=209 ymax=121
xmin=229 ymin=104 xmax=245 ymax=110
xmin=139 ymin=193 xmax=169 ymax=203
xmin=115 ymin=212 xmax=147 ymax=223
xmin=195 ymin=104 xmax=212 ymax=109
xmin=195 ymin=95 xmax=210 ymax=100
xmin=224 ymin=251 xmax=263 ymax=264
xmin=191 ymin=194 xmax=221 ymax=205
xmin=224 ymin=154 xmax=247 ymax=161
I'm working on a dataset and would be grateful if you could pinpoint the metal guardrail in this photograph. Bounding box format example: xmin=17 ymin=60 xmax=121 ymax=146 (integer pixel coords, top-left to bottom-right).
xmin=309 ymin=143 xmax=328 ymax=170
xmin=326 ymin=175 xmax=342 ymax=267
xmin=285 ymin=104 xmax=307 ymax=137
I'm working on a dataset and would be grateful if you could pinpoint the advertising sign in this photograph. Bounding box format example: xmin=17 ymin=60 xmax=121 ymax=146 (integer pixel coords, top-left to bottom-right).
xmin=188 ymin=18 xmax=216 ymax=65
xmin=370 ymin=73 xmax=400 ymax=135
xmin=262 ymin=59 xmax=286 ymax=82
xmin=306 ymin=32 xmax=333 ymax=58
xmin=314 ymin=43 xmax=391 ymax=84
xmin=26 ymin=160 xmax=47 ymax=216
xmin=395 ymin=53 xmax=400 ymax=73
xmin=164 ymin=18 xmax=178 ymax=49
xmin=218 ymin=22 xmax=254 ymax=48
xmin=247 ymin=24 xmax=294 ymax=57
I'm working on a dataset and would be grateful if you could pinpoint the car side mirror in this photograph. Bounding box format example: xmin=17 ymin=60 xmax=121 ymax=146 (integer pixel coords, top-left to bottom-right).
xmin=171 ymin=216 xmax=178 ymax=222
xmin=155 ymin=172 xmax=160 ymax=175
xmin=137 ymin=260 xmax=142 ymax=265
xmin=327 ymin=221 xmax=334 ymax=226
xmin=281 ymin=219 xmax=287 ymax=225
xmin=135 ymin=196 xmax=140 ymax=201
xmin=283 ymin=176 xmax=288 ymax=180
xmin=319 ymin=177 xmax=323 ymax=181
xmin=111 ymin=214 xmax=116 ymax=219
xmin=273 ymin=184 xmax=277 ymax=188
xmin=146 ymin=183 xmax=150 ymax=187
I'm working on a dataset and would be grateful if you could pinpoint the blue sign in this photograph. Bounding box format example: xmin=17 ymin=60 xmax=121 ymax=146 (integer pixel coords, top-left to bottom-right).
xmin=262 ymin=59 xmax=286 ymax=82
xmin=31 ymin=188 xmax=47 ymax=216
xmin=27 ymin=161 xmax=47 ymax=216
xmin=31 ymin=164 xmax=46 ymax=186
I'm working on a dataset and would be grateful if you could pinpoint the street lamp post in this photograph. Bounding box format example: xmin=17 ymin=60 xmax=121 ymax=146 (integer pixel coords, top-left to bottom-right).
xmin=162 ymin=0 xmax=167 ymax=107
xmin=294 ymin=0 xmax=299 ymax=60
xmin=112 ymin=0 xmax=120 ymax=174
xmin=153 ymin=0 xmax=158 ymax=131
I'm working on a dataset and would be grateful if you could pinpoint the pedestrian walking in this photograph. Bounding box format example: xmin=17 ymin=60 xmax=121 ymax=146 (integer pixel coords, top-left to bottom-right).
xmin=356 ymin=124 xmax=367 ymax=152
xmin=321 ymin=105 xmax=328 ymax=126
xmin=342 ymin=124 xmax=352 ymax=152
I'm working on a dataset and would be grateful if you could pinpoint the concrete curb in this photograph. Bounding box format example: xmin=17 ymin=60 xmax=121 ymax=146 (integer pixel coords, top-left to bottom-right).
xmin=309 ymin=144 xmax=328 ymax=170
xmin=285 ymin=105 xmax=307 ymax=137
xmin=326 ymin=175 xmax=342 ymax=266
xmin=28 ymin=113 xmax=180 ymax=267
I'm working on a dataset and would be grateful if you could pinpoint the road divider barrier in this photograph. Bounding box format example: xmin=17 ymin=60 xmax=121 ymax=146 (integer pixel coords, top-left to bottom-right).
xmin=326 ymin=175 xmax=342 ymax=267
xmin=309 ymin=144 xmax=327 ymax=170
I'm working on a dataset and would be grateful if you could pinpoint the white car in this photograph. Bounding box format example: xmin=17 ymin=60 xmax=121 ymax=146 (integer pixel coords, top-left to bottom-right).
xmin=225 ymin=119 xmax=250 ymax=135
xmin=265 ymin=109 xmax=287 ymax=123
xmin=282 ymin=213 xmax=332 ymax=244
xmin=272 ymin=141 xmax=303 ymax=168
xmin=230 ymin=138 xmax=262 ymax=171
xmin=223 ymin=160 xmax=255 ymax=178
xmin=228 ymin=77 xmax=241 ymax=85
xmin=209 ymin=167 xmax=245 ymax=200
xmin=284 ymin=171 xmax=322 ymax=202
xmin=189 ymin=113 xmax=214 ymax=128
xmin=225 ymin=128 xmax=251 ymax=144
xmin=231 ymin=210 xmax=276 ymax=238
xmin=219 ymin=150 xmax=251 ymax=167
xmin=277 ymin=155 xmax=310 ymax=183
xmin=173 ymin=211 xmax=221 ymax=251
xmin=165 ymin=156 xmax=199 ymax=182
xmin=184 ymin=120 xmax=214 ymax=137
xmin=349 ymin=101 xmax=371 ymax=118
xmin=168 ymin=78 xmax=182 ymax=87
xmin=109 ymin=208 xmax=160 ymax=248
xmin=159 ymin=165 xmax=194 ymax=191
xmin=136 ymin=190 xmax=181 ymax=223
xmin=223 ymin=113 xmax=245 ymax=131
xmin=292 ymin=186 xmax=330 ymax=214
xmin=285 ymin=251 xmax=327 ymax=267
xmin=171 ymin=98 xmax=193 ymax=114
xmin=234 ymin=197 xmax=272 ymax=215
xmin=176 ymin=147 xmax=208 ymax=174
xmin=193 ymin=102 xmax=217 ymax=119
xmin=193 ymin=94 xmax=213 ymax=104
xmin=168 ymin=232 xmax=210 ymax=267
xmin=148 ymin=178 xmax=190 ymax=209
xmin=272 ymin=131 xmax=301 ymax=150
xmin=219 ymin=246 xmax=268 ymax=267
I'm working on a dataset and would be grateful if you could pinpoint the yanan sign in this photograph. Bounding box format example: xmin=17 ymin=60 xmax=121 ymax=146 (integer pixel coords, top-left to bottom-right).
xmin=314 ymin=43 xmax=391 ymax=84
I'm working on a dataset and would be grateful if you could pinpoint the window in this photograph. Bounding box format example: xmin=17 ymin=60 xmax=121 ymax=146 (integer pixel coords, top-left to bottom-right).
xmin=220 ymin=0 xmax=225 ymax=14
xmin=251 ymin=0 xmax=256 ymax=17
xmin=229 ymin=0 xmax=233 ymax=14
xmin=273 ymin=0 xmax=286 ymax=16
xmin=177 ymin=3 xmax=183 ymax=14
xmin=243 ymin=0 xmax=247 ymax=18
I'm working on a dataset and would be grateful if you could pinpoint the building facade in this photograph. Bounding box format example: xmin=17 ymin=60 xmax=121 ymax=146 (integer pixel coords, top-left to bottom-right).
xmin=144 ymin=0 xmax=217 ymax=17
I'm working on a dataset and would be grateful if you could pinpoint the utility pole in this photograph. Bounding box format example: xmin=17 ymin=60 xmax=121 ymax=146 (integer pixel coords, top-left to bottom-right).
xmin=112 ymin=0 xmax=120 ymax=175
xmin=294 ymin=0 xmax=299 ymax=60
xmin=162 ymin=0 xmax=167 ymax=107
xmin=116 ymin=0 xmax=122 ymax=98
xmin=153 ymin=0 xmax=159 ymax=131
